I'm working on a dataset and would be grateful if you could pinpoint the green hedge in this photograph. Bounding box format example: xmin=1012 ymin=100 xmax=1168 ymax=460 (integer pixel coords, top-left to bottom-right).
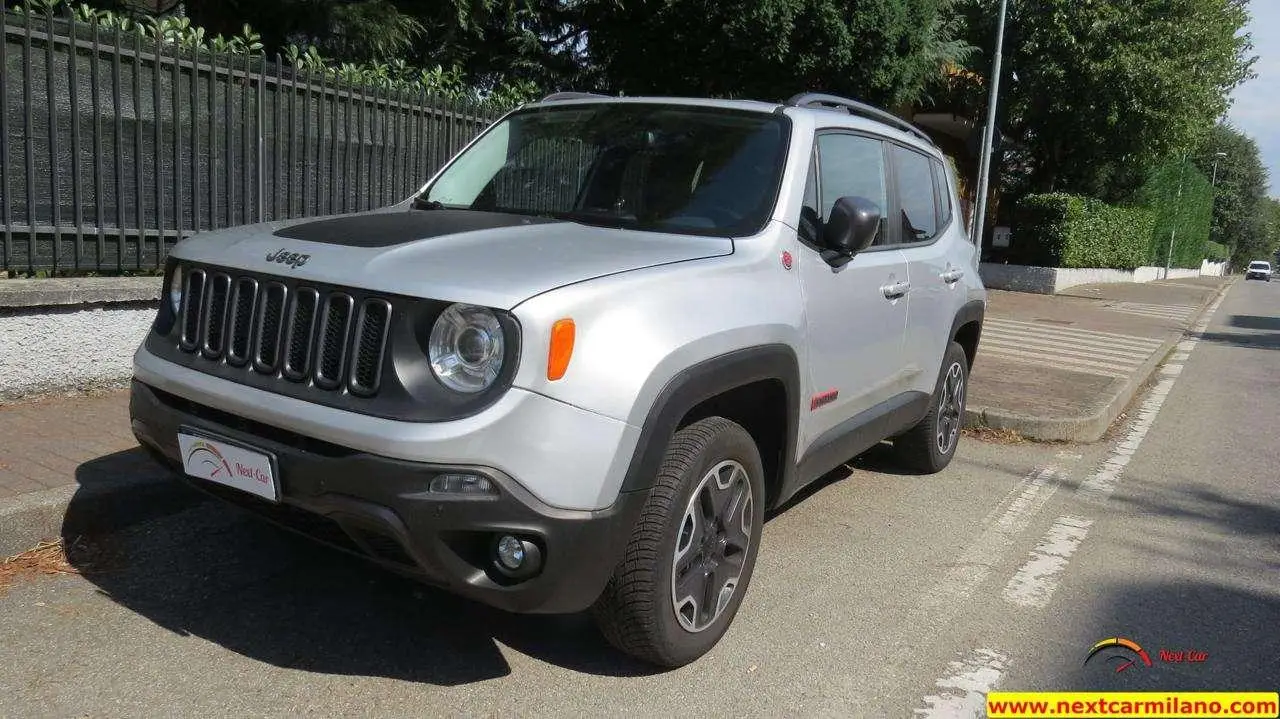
xmin=1009 ymin=193 xmax=1154 ymax=269
xmin=1204 ymin=240 xmax=1231 ymax=263
xmin=1132 ymin=160 xmax=1214 ymax=269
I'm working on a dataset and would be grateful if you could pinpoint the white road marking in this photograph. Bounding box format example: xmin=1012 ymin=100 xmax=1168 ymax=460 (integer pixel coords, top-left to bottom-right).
xmin=1074 ymin=373 xmax=1176 ymax=503
xmin=914 ymin=648 xmax=1009 ymax=719
xmin=911 ymin=283 xmax=1231 ymax=719
xmin=920 ymin=466 xmax=1062 ymax=609
xmin=982 ymin=327 xmax=1160 ymax=354
xmin=979 ymin=319 xmax=1163 ymax=379
xmin=1103 ymin=301 xmax=1197 ymax=322
xmin=980 ymin=333 xmax=1156 ymax=362
xmin=1002 ymin=516 xmax=1095 ymax=608
xmin=973 ymin=345 xmax=1133 ymax=378
xmin=984 ymin=317 xmax=1165 ymax=343
xmin=1074 ymin=287 xmax=1227 ymax=504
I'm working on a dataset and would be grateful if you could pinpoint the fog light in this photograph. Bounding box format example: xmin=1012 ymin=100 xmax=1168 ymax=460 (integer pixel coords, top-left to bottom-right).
xmin=490 ymin=534 xmax=543 ymax=580
xmin=429 ymin=474 xmax=495 ymax=495
xmin=496 ymin=535 xmax=524 ymax=570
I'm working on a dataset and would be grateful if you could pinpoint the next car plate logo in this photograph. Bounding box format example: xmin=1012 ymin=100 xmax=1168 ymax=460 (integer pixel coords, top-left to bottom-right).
xmin=177 ymin=430 xmax=280 ymax=502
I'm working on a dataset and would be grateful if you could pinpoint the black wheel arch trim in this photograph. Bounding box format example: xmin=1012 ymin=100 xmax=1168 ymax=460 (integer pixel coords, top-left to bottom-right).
xmin=949 ymin=299 xmax=986 ymax=363
xmin=618 ymin=343 xmax=802 ymax=501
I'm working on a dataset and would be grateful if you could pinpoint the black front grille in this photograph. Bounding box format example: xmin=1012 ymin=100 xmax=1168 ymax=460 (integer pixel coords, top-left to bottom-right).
xmin=175 ymin=264 xmax=394 ymax=396
xmin=315 ymin=293 xmax=355 ymax=390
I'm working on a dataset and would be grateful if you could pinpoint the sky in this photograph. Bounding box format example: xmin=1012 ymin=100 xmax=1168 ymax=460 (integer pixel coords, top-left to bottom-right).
xmin=1227 ymin=2 xmax=1280 ymax=197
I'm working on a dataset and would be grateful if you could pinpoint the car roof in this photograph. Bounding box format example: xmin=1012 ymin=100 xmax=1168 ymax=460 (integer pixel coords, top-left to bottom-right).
xmin=520 ymin=93 xmax=940 ymax=154
xmin=523 ymin=94 xmax=784 ymax=114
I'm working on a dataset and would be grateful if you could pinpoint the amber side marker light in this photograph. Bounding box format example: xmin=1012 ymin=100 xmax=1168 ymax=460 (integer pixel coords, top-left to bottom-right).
xmin=547 ymin=319 xmax=576 ymax=381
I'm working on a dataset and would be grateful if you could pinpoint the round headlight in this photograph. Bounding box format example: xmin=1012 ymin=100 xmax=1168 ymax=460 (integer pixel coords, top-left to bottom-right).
xmin=428 ymin=303 xmax=505 ymax=393
xmin=168 ymin=264 xmax=183 ymax=314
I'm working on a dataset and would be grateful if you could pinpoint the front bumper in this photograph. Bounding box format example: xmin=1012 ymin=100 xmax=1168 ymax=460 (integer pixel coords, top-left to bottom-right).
xmin=129 ymin=379 xmax=649 ymax=614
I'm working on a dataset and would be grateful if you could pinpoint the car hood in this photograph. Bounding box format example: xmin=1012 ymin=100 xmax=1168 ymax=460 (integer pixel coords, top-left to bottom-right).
xmin=169 ymin=207 xmax=735 ymax=309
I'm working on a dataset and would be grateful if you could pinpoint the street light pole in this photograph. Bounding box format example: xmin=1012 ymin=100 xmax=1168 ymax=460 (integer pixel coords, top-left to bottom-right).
xmin=1165 ymin=154 xmax=1186 ymax=280
xmin=971 ymin=0 xmax=1010 ymax=248
xmin=1208 ymin=149 xmax=1228 ymax=272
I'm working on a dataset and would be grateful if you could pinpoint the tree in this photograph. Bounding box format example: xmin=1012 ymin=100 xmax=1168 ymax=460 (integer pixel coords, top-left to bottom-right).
xmin=941 ymin=0 xmax=1256 ymax=203
xmin=89 ymin=0 xmax=586 ymax=93
xmin=1192 ymin=123 xmax=1269 ymax=261
xmin=1236 ymin=196 xmax=1280 ymax=265
xmin=578 ymin=0 xmax=973 ymax=107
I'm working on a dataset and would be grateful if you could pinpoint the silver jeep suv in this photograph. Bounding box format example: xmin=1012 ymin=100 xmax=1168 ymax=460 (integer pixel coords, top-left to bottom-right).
xmin=129 ymin=91 xmax=987 ymax=668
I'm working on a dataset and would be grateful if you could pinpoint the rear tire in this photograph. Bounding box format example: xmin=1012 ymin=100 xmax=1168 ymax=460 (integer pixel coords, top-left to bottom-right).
xmin=891 ymin=340 xmax=969 ymax=474
xmin=591 ymin=416 xmax=766 ymax=668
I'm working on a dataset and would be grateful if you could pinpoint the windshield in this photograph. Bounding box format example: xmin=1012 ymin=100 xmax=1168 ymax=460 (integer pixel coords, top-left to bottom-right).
xmin=416 ymin=103 xmax=791 ymax=237
xmin=1250 ymin=262 xmax=1270 ymax=269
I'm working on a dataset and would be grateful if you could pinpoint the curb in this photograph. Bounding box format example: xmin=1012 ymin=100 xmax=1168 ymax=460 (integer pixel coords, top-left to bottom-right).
xmin=0 ymin=276 xmax=161 ymax=309
xmin=0 ymin=484 xmax=81 ymax=559
xmin=963 ymin=275 xmax=1238 ymax=443
xmin=0 ymin=465 xmax=176 ymax=559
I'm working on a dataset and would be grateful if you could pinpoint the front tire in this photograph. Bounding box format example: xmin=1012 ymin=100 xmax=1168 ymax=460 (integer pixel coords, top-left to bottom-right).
xmin=891 ymin=340 xmax=969 ymax=473
xmin=591 ymin=416 xmax=766 ymax=668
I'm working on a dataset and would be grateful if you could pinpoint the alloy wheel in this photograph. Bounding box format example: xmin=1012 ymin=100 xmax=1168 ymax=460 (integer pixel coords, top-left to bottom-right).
xmin=670 ymin=459 xmax=754 ymax=633
xmin=935 ymin=361 xmax=965 ymax=456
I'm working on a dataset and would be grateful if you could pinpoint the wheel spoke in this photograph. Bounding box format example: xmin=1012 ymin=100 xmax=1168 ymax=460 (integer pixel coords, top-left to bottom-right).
xmin=723 ymin=492 xmax=752 ymax=554
xmin=698 ymin=485 xmax=717 ymax=527
xmin=675 ymin=506 xmax=700 ymax=563
xmin=721 ymin=480 xmax=746 ymax=526
xmin=698 ymin=566 xmax=719 ymax=625
xmin=710 ymin=561 xmax=739 ymax=617
xmin=674 ymin=560 xmax=704 ymax=603
xmin=709 ymin=463 xmax=739 ymax=517
xmin=719 ymin=542 xmax=747 ymax=570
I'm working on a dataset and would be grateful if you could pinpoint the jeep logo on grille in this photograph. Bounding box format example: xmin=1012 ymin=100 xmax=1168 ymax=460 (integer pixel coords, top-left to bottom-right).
xmin=265 ymin=248 xmax=310 ymax=269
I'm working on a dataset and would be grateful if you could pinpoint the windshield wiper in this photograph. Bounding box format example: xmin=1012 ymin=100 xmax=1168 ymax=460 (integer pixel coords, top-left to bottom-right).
xmin=410 ymin=197 xmax=447 ymax=211
xmin=545 ymin=209 xmax=634 ymax=229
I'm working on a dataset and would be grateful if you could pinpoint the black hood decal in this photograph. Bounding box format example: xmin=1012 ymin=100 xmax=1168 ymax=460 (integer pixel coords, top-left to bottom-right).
xmin=272 ymin=209 xmax=564 ymax=248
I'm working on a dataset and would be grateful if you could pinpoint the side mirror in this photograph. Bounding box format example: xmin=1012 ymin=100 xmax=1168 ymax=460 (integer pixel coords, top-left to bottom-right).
xmin=823 ymin=196 xmax=882 ymax=257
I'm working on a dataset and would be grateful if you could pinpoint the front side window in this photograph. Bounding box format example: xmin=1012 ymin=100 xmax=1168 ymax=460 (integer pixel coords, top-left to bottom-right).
xmin=811 ymin=132 xmax=890 ymax=246
xmin=814 ymin=133 xmax=889 ymax=224
xmin=419 ymin=103 xmax=791 ymax=237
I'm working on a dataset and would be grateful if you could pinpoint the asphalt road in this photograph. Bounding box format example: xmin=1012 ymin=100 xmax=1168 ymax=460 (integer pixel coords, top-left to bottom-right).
xmin=1 ymin=279 xmax=1277 ymax=718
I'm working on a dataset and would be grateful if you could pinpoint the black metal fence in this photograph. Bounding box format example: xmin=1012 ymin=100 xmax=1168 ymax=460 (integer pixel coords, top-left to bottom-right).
xmin=1 ymin=11 xmax=509 ymax=274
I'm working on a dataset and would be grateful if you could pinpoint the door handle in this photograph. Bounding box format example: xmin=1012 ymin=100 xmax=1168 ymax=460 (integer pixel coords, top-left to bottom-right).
xmin=881 ymin=280 xmax=910 ymax=299
xmin=941 ymin=268 xmax=964 ymax=284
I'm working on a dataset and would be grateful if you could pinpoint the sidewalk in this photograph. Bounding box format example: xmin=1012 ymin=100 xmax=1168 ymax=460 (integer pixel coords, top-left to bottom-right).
xmin=0 ymin=392 xmax=140 ymax=500
xmin=966 ymin=275 xmax=1234 ymax=441
xmin=0 ymin=391 xmax=174 ymax=557
xmin=0 ymin=275 xmax=1236 ymax=556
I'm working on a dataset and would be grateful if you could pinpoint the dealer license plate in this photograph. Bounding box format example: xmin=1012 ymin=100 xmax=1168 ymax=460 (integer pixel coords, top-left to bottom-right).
xmin=177 ymin=427 xmax=280 ymax=502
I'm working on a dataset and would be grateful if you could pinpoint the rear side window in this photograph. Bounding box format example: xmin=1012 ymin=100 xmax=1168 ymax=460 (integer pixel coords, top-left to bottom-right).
xmin=891 ymin=144 xmax=940 ymax=243
xmin=931 ymin=159 xmax=953 ymax=228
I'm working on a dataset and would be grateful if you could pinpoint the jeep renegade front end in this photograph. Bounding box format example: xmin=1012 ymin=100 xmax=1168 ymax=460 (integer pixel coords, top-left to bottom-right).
xmin=130 ymin=92 xmax=986 ymax=668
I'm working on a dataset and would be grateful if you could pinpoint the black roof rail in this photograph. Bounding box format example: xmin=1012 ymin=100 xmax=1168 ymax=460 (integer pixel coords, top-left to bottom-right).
xmin=539 ymin=91 xmax=611 ymax=102
xmin=784 ymin=92 xmax=933 ymax=144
